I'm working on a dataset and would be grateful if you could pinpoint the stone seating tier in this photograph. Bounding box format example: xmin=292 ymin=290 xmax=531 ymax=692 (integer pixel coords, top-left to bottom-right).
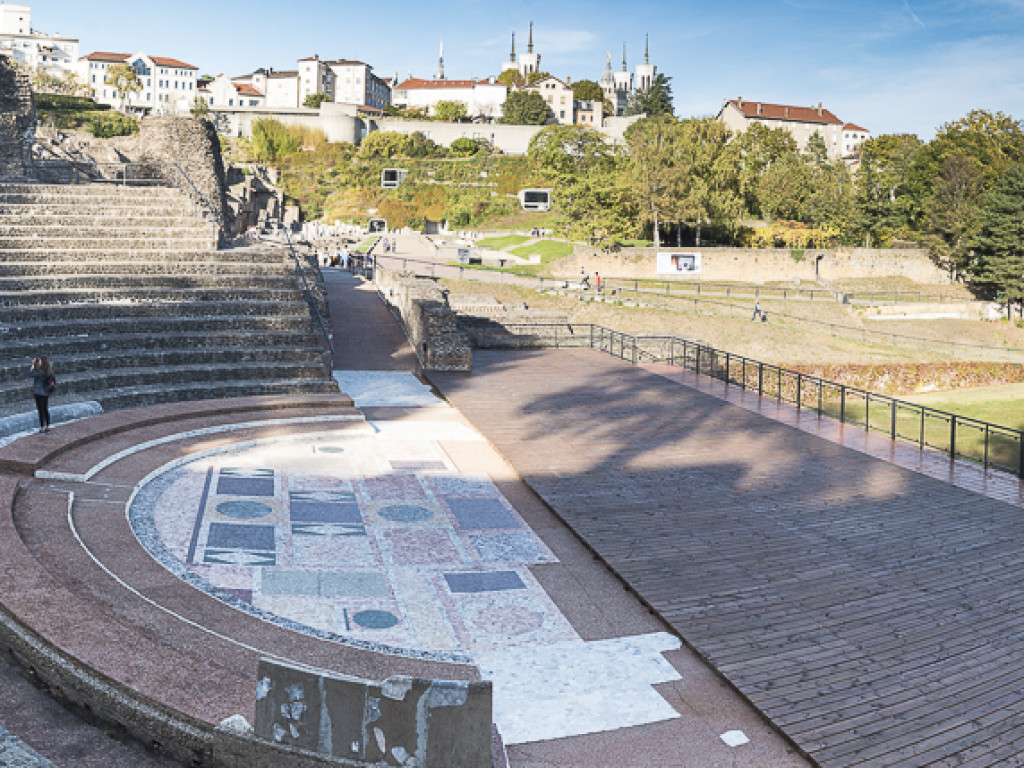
xmin=0 ymin=183 xmax=218 ymax=251
xmin=0 ymin=181 xmax=337 ymax=417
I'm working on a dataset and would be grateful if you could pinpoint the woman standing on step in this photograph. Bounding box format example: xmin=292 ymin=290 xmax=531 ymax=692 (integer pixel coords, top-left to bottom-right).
xmin=29 ymin=357 xmax=55 ymax=434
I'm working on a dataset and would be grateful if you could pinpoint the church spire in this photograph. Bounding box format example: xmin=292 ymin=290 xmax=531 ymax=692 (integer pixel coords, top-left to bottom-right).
xmin=621 ymin=43 xmax=627 ymax=72
xmin=528 ymin=21 xmax=534 ymax=54
xmin=644 ymin=34 xmax=650 ymax=65
xmin=436 ymin=40 xmax=445 ymax=80
xmin=510 ymin=31 xmax=516 ymax=60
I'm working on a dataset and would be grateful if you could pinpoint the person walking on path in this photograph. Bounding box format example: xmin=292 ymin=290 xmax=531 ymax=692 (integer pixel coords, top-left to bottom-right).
xmin=29 ymin=356 xmax=55 ymax=433
xmin=752 ymin=301 xmax=762 ymax=321
xmin=596 ymin=271 xmax=602 ymax=292
xmin=580 ymin=267 xmax=590 ymax=290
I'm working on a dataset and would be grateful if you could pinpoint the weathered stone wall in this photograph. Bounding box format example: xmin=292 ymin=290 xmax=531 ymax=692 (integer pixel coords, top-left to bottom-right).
xmin=254 ymin=659 xmax=493 ymax=768
xmin=136 ymin=116 xmax=229 ymax=232
xmin=376 ymin=269 xmax=472 ymax=371
xmin=561 ymin=245 xmax=950 ymax=285
xmin=0 ymin=57 xmax=36 ymax=178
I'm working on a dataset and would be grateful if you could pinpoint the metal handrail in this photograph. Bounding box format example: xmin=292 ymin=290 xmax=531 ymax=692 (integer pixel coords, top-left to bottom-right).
xmin=282 ymin=228 xmax=335 ymax=371
xmin=482 ymin=322 xmax=1024 ymax=477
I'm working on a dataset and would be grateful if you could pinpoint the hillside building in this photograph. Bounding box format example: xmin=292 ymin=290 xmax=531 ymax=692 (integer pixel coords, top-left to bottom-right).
xmin=76 ymin=51 xmax=198 ymax=114
xmin=717 ymin=97 xmax=870 ymax=164
xmin=0 ymin=2 xmax=78 ymax=78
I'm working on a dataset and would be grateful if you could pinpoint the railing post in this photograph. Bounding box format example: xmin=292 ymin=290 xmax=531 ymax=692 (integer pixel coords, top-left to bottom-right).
xmin=696 ymin=345 xmax=701 ymax=375
xmin=818 ymin=380 xmax=823 ymax=416
xmin=984 ymin=425 xmax=990 ymax=470
xmin=891 ymin=401 xmax=897 ymax=440
xmin=950 ymin=416 xmax=957 ymax=460
xmin=590 ymin=324 xmax=594 ymax=349
xmin=1019 ymin=432 xmax=1024 ymax=477
xmin=841 ymin=386 xmax=846 ymax=423
xmin=777 ymin=367 xmax=782 ymax=400
xmin=796 ymin=375 xmax=802 ymax=409
xmin=758 ymin=363 xmax=763 ymax=397
xmin=920 ymin=409 xmax=925 ymax=449
xmin=725 ymin=352 xmax=730 ymax=384
xmin=632 ymin=337 xmax=637 ymax=364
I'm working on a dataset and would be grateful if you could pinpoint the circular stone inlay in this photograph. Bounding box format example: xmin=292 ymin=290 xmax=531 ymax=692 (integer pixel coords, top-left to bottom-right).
xmin=216 ymin=500 xmax=273 ymax=519
xmin=472 ymin=606 xmax=545 ymax=636
xmin=378 ymin=504 xmax=434 ymax=523
xmin=353 ymin=610 xmax=399 ymax=629
xmin=317 ymin=446 xmax=345 ymax=454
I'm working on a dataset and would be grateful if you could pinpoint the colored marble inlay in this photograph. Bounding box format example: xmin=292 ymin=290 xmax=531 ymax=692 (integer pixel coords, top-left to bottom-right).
xmin=379 ymin=504 xmax=434 ymax=523
xmin=216 ymin=468 xmax=275 ymax=496
xmin=216 ymin=500 xmax=273 ymax=519
xmin=206 ymin=522 xmax=275 ymax=551
xmin=447 ymin=497 xmax=519 ymax=530
xmin=444 ymin=571 xmax=526 ymax=593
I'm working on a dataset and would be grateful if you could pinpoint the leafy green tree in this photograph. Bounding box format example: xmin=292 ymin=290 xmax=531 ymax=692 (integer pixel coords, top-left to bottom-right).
xmin=190 ymin=95 xmax=210 ymax=119
xmin=250 ymin=118 xmax=300 ymax=161
xmin=105 ymin=63 xmax=142 ymax=110
xmin=803 ymin=161 xmax=856 ymax=232
xmin=571 ymin=79 xmax=603 ymax=103
xmin=499 ymin=90 xmax=548 ymax=125
xmin=927 ymin=110 xmax=1024 ymax=183
xmin=853 ymin=133 xmax=924 ymax=246
xmin=672 ymin=117 xmax=744 ymax=243
xmin=921 ymin=154 xmax=984 ymax=277
xmin=971 ymin=163 xmax=1024 ymax=316
xmin=528 ymin=125 xmax=614 ymax=176
xmin=303 ymin=92 xmax=331 ymax=108
xmin=624 ymin=116 xmax=678 ymax=246
xmin=804 ymin=131 xmax=828 ymax=167
xmin=736 ymin=123 xmax=799 ymax=214
xmin=32 ymin=70 xmax=88 ymax=96
xmin=557 ymin=169 xmax=638 ymax=242
xmin=434 ymin=100 xmax=468 ymax=122
xmin=626 ymin=73 xmax=673 ymax=117
xmin=757 ymin=153 xmax=812 ymax=221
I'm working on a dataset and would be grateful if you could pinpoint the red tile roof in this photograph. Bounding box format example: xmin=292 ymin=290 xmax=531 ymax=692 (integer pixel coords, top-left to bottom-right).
xmin=727 ymin=99 xmax=843 ymax=125
xmin=843 ymin=122 xmax=869 ymax=132
xmin=394 ymin=77 xmax=498 ymax=90
xmin=81 ymin=52 xmax=196 ymax=69
xmin=150 ymin=56 xmax=197 ymax=69
xmin=81 ymin=52 xmax=130 ymax=62
xmin=234 ymin=82 xmax=264 ymax=97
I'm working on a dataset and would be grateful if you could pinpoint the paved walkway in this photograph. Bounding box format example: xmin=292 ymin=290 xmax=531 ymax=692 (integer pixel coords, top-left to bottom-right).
xmin=430 ymin=348 xmax=1024 ymax=767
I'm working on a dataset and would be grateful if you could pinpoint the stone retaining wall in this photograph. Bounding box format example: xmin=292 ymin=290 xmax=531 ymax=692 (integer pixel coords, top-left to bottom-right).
xmin=561 ymin=245 xmax=949 ymax=285
xmin=375 ymin=270 xmax=472 ymax=371
xmin=137 ymin=117 xmax=229 ymax=232
xmin=0 ymin=57 xmax=35 ymax=178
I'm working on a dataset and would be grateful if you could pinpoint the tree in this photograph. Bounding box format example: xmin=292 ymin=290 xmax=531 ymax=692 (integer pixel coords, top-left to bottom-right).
xmin=624 ymin=116 xmax=679 ymax=246
xmin=303 ymin=92 xmax=331 ymax=108
xmin=32 ymin=70 xmax=88 ymax=96
xmin=450 ymin=137 xmax=480 ymax=156
xmin=922 ymin=154 xmax=984 ymax=278
xmin=971 ymin=163 xmax=1024 ymax=316
xmin=434 ymin=100 xmax=468 ymax=122
xmin=804 ymin=131 xmax=828 ymax=167
xmin=571 ymin=79 xmax=603 ymax=103
xmin=499 ymin=90 xmax=548 ymax=125
xmin=528 ymin=125 xmax=614 ymax=176
xmin=190 ymin=95 xmax=210 ymax=119
xmin=757 ymin=153 xmax=812 ymax=221
xmin=105 ymin=63 xmax=142 ymax=110
xmin=626 ymin=73 xmax=673 ymax=117
xmin=736 ymin=122 xmax=799 ymax=214
xmin=853 ymin=133 xmax=924 ymax=246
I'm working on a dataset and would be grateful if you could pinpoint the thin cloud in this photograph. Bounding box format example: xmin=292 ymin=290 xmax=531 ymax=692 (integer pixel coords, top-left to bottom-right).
xmin=903 ymin=0 xmax=926 ymax=27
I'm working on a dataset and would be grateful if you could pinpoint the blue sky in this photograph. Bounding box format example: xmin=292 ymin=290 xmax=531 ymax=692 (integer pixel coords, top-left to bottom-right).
xmin=33 ymin=0 xmax=1024 ymax=139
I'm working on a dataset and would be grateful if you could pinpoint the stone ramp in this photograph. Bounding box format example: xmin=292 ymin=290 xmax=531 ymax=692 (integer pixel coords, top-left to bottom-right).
xmin=430 ymin=348 xmax=1024 ymax=768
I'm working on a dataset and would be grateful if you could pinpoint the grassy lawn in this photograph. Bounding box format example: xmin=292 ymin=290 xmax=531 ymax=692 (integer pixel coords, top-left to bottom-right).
xmin=357 ymin=236 xmax=379 ymax=251
xmin=900 ymin=383 xmax=1024 ymax=431
xmin=509 ymin=240 xmax=575 ymax=261
xmin=477 ymin=234 xmax=531 ymax=250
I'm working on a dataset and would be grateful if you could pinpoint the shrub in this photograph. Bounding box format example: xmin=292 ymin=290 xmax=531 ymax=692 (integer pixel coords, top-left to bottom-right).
xmin=450 ymin=137 xmax=479 ymax=157
xmin=86 ymin=112 xmax=138 ymax=138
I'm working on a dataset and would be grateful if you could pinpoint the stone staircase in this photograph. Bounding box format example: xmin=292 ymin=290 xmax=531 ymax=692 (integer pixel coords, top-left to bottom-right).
xmin=0 ymin=181 xmax=338 ymax=418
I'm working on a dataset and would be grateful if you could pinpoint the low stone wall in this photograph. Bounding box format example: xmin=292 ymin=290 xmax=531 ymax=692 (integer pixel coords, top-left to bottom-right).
xmin=375 ymin=270 xmax=472 ymax=371
xmin=255 ymin=658 xmax=492 ymax=767
xmin=561 ymin=245 xmax=949 ymax=285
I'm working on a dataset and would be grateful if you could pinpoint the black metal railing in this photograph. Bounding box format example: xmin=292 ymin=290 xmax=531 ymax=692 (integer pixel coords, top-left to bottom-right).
xmin=485 ymin=323 xmax=1024 ymax=476
xmin=283 ymin=228 xmax=335 ymax=371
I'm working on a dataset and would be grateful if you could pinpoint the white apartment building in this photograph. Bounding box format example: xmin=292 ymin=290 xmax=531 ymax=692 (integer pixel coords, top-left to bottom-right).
xmin=77 ymin=51 xmax=198 ymax=114
xmin=0 ymin=2 xmax=78 ymax=77
xmin=717 ymin=98 xmax=869 ymax=164
xmin=391 ymin=77 xmax=507 ymax=120
xmin=198 ymin=74 xmax=265 ymax=108
xmin=236 ymin=55 xmax=390 ymax=110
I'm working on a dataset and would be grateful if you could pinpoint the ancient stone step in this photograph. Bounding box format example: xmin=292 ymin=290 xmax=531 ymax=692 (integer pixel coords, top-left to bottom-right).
xmin=0 ymin=286 xmax=306 ymax=308
xmin=4 ymin=313 xmax=318 ymax=342
xmin=0 ymin=274 xmax=297 ymax=291
xmin=0 ymin=250 xmax=289 ymax=265
xmin=0 ymin=260 xmax=290 ymax=277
